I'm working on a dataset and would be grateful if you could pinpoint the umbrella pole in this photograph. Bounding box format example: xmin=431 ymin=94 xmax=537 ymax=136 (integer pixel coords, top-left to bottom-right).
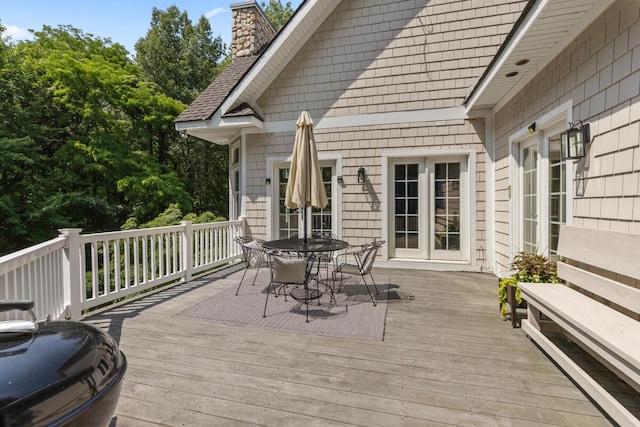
xmin=304 ymin=138 xmax=310 ymax=245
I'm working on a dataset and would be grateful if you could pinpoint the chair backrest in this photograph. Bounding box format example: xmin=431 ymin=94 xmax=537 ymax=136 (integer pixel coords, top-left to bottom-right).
xmin=234 ymin=236 xmax=266 ymax=268
xmin=358 ymin=240 xmax=385 ymax=275
xmin=270 ymin=255 xmax=308 ymax=284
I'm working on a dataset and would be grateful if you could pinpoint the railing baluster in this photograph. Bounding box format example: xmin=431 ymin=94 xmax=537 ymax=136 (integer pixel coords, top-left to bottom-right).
xmin=91 ymin=242 xmax=99 ymax=300
xmin=103 ymin=240 xmax=110 ymax=297
xmin=124 ymin=238 xmax=130 ymax=289
xmin=114 ymin=239 xmax=121 ymax=293
xmin=133 ymin=236 xmax=139 ymax=287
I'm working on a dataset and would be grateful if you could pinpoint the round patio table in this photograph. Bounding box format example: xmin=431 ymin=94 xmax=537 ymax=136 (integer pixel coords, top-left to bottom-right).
xmin=262 ymin=237 xmax=348 ymax=254
xmin=263 ymin=237 xmax=349 ymax=321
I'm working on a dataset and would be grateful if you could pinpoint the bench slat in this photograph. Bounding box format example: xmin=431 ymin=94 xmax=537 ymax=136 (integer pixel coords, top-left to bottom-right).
xmin=557 ymin=226 xmax=640 ymax=281
xmin=519 ymin=283 xmax=640 ymax=390
xmin=558 ymin=262 xmax=640 ymax=315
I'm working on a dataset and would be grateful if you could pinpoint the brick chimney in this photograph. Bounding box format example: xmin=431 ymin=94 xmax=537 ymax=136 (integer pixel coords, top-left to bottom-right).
xmin=230 ymin=1 xmax=277 ymax=59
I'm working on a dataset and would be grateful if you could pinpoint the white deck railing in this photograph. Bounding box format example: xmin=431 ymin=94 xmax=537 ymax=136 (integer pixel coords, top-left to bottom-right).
xmin=0 ymin=220 xmax=243 ymax=321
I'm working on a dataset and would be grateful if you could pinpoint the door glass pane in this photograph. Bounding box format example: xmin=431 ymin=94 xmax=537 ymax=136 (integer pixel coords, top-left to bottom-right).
xmin=394 ymin=164 xmax=419 ymax=249
xmin=311 ymin=166 xmax=333 ymax=236
xmin=549 ymin=136 xmax=566 ymax=256
xmin=434 ymin=162 xmax=461 ymax=250
xmin=278 ymin=168 xmax=298 ymax=239
xmin=522 ymin=146 xmax=538 ymax=253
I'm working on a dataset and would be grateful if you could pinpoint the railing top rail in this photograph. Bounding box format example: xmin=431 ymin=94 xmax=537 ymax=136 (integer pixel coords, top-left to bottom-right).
xmin=0 ymin=237 xmax=67 ymax=276
xmin=79 ymin=220 xmax=243 ymax=243
xmin=79 ymin=225 xmax=186 ymax=242
xmin=192 ymin=220 xmax=242 ymax=230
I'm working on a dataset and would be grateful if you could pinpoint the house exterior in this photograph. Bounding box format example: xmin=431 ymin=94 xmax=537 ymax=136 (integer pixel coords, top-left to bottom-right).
xmin=175 ymin=0 xmax=640 ymax=276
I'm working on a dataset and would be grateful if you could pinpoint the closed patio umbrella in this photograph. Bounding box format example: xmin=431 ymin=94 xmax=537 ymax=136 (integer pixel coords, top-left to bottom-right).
xmin=285 ymin=111 xmax=328 ymax=243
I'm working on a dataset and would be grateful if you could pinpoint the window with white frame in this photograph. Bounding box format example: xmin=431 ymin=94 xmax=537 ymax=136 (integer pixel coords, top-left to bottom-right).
xmin=230 ymin=145 xmax=241 ymax=220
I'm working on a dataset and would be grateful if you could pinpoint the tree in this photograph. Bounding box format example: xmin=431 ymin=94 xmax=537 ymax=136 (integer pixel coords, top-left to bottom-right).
xmin=261 ymin=0 xmax=295 ymax=31
xmin=135 ymin=6 xmax=230 ymax=216
xmin=0 ymin=25 xmax=193 ymax=253
xmin=134 ymin=6 xmax=225 ymax=105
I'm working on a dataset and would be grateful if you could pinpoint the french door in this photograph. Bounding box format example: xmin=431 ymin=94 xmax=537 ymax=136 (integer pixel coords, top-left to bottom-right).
xmin=390 ymin=156 xmax=468 ymax=261
xmin=521 ymin=141 xmax=538 ymax=253
xmin=275 ymin=164 xmax=336 ymax=239
xmin=516 ymin=126 xmax=567 ymax=256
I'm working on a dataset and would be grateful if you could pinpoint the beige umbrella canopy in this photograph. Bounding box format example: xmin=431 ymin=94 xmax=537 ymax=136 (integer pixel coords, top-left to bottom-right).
xmin=285 ymin=111 xmax=328 ymax=242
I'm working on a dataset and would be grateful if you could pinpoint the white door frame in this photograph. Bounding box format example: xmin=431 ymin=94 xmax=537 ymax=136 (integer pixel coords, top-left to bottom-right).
xmin=382 ymin=149 xmax=475 ymax=263
xmin=508 ymin=101 xmax=573 ymax=260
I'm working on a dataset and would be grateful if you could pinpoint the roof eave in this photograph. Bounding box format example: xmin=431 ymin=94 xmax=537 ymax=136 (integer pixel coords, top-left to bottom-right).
xmin=465 ymin=0 xmax=616 ymax=113
xmin=175 ymin=113 xmax=264 ymax=145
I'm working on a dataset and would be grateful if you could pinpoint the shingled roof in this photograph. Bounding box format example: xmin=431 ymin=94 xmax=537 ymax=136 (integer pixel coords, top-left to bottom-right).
xmin=174 ymin=56 xmax=259 ymax=123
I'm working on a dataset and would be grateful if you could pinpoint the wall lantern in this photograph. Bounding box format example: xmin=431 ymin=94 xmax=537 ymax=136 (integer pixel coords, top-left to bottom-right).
xmin=528 ymin=122 xmax=536 ymax=133
xmin=265 ymin=178 xmax=271 ymax=185
xmin=357 ymin=167 xmax=367 ymax=183
xmin=561 ymin=121 xmax=590 ymax=160
xmin=337 ymin=176 xmax=344 ymax=184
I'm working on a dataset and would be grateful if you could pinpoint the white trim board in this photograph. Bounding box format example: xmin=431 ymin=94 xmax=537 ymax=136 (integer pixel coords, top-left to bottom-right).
xmin=263 ymin=107 xmax=468 ymax=133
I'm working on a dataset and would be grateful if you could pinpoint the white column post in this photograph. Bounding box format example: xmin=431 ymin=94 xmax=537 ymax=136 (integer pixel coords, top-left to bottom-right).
xmin=180 ymin=221 xmax=193 ymax=282
xmin=59 ymin=228 xmax=83 ymax=320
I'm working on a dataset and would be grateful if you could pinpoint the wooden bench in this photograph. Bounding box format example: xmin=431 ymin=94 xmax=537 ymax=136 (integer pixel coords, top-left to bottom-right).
xmin=519 ymin=225 xmax=640 ymax=427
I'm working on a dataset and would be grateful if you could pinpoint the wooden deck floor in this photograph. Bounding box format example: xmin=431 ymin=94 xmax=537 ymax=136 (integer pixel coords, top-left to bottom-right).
xmin=87 ymin=265 xmax=615 ymax=426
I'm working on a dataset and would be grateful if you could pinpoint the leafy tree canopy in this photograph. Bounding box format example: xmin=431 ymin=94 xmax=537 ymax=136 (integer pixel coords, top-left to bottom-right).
xmin=261 ymin=1 xmax=295 ymax=31
xmin=0 ymin=25 xmax=192 ymax=254
xmin=134 ymin=5 xmax=226 ymax=104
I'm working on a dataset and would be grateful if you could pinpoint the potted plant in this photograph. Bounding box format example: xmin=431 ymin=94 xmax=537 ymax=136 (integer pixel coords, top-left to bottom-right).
xmin=498 ymin=251 xmax=560 ymax=325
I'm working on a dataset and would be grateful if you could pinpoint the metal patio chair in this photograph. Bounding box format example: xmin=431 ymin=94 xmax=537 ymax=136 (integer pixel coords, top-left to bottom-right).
xmin=332 ymin=240 xmax=385 ymax=306
xmin=234 ymin=236 xmax=267 ymax=296
xmin=264 ymin=253 xmax=319 ymax=322
xmin=307 ymin=231 xmax=339 ymax=285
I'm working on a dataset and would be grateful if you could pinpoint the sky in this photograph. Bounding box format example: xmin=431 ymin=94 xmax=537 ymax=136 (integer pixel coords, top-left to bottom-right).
xmin=1 ymin=0 xmax=304 ymax=55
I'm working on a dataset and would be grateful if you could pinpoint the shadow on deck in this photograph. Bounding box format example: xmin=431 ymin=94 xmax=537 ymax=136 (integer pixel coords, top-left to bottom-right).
xmin=87 ymin=265 xmax=619 ymax=426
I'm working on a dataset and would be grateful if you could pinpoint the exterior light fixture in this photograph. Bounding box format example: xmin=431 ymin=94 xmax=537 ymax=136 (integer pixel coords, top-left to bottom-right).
xmin=337 ymin=176 xmax=344 ymax=184
xmin=528 ymin=123 xmax=536 ymax=133
xmin=265 ymin=178 xmax=271 ymax=185
xmin=561 ymin=121 xmax=590 ymax=160
xmin=357 ymin=167 xmax=367 ymax=183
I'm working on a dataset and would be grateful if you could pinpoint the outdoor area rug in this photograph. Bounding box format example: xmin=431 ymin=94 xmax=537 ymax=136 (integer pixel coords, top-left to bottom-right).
xmin=175 ymin=277 xmax=389 ymax=340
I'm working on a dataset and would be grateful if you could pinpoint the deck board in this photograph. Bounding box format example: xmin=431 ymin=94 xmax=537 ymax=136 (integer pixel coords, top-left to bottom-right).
xmin=88 ymin=265 xmax=617 ymax=426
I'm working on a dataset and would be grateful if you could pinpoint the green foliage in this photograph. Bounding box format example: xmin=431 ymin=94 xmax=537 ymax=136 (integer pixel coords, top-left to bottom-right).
xmin=134 ymin=5 xmax=226 ymax=104
xmin=261 ymin=0 xmax=295 ymax=31
xmin=0 ymin=138 xmax=48 ymax=252
xmin=130 ymin=203 xmax=226 ymax=229
xmin=0 ymin=25 xmax=198 ymax=254
xmin=135 ymin=6 xmax=230 ymax=214
xmin=498 ymin=252 xmax=560 ymax=320
xmin=0 ymin=17 xmax=233 ymax=255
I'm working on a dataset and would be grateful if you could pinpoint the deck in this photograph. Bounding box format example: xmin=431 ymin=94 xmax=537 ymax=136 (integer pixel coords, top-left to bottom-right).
xmin=87 ymin=265 xmax=616 ymax=426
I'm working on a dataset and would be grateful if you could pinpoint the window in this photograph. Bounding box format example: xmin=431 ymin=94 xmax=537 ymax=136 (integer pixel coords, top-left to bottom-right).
xmin=230 ymin=144 xmax=241 ymax=220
